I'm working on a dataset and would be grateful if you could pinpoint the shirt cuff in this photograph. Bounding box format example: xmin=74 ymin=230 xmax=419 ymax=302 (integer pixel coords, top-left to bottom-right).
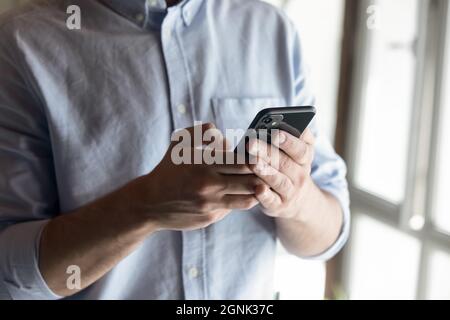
xmin=0 ymin=220 xmax=62 ymax=300
xmin=302 ymin=185 xmax=351 ymax=261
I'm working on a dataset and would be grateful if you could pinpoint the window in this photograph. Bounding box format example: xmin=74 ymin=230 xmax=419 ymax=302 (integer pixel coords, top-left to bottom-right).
xmin=353 ymin=0 xmax=419 ymax=203
xmin=348 ymin=214 xmax=420 ymax=299
xmin=425 ymin=247 xmax=450 ymax=299
xmin=342 ymin=0 xmax=450 ymax=300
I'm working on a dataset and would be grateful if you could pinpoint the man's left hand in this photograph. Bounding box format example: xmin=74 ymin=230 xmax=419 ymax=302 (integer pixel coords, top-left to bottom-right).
xmin=247 ymin=128 xmax=316 ymax=220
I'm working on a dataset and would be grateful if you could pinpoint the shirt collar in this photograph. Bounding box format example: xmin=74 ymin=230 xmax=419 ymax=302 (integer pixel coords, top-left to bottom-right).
xmin=99 ymin=0 xmax=204 ymax=29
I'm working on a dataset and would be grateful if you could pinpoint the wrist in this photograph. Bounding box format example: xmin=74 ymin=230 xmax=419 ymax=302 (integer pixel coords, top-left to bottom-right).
xmin=289 ymin=177 xmax=322 ymax=224
xmin=97 ymin=175 xmax=161 ymax=236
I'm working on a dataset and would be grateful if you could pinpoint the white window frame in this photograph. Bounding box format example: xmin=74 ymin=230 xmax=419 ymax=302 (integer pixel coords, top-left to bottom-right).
xmin=341 ymin=0 xmax=450 ymax=299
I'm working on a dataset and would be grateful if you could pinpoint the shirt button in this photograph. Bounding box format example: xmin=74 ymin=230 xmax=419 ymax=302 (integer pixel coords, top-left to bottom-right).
xmin=177 ymin=104 xmax=187 ymax=115
xmin=189 ymin=267 xmax=199 ymax=279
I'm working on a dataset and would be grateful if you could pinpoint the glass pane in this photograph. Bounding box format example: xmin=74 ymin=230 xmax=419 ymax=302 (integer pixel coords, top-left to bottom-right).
xmin=354 ymin=0 xmax=419 ymax=203
xmin=274 ymin=245 xmax=326 ymax=300
xmin=433 ymin=7 xmax=450 ymax=234
xmin=348 ymin=213 xmax=421 ymax=299
xmin=425 ymin=248 xmax=450 ymax=299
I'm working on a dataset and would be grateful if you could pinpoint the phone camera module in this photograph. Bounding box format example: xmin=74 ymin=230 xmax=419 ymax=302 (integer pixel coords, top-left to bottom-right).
xmin=263 ymin=117 xmax=272 ymax=124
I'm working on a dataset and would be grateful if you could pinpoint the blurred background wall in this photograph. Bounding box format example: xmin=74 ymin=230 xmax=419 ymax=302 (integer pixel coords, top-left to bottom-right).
xmin=1 ymin=0 xmax=449 ymax=300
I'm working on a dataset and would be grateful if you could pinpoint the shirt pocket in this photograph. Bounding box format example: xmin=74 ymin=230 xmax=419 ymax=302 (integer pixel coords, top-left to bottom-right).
xmin=211 ymin=97 xmax=285 ymax=149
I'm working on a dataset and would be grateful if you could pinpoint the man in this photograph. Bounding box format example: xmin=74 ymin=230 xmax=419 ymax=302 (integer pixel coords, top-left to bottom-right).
xmin=0 ymin=0 xmax=349 ymax=300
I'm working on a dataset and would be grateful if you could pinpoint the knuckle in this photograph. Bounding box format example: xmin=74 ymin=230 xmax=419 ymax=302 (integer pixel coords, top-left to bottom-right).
xmin=249 ymin=177 xmax=261 ymax=188
xmin=195 ymin=197 xmax=211 ymax=212
xmin=203 ymin=212 xmax=217 ymax=223
xmin=220 ymin=178 xmax=230 ymax=193
xmin=273 ymin=178 xmax=284 ymax=191
xmin=195 ymin=177 xmax=212 ymax=196
xmin=299 ymin=142 xmax=308 ymax=157
xmin=298 ymin=167 xmax=308 ymax=179
xmin=267 ymin=197 xmax=278 ymax=208
xmin=241 ymin=197 xmax=256 ymax=210
xmin=280 ymin=155 xmax=291 ymax=170
xmin=279 ymin=177 xmax=291 ymax=191
xmin=247 ymin=197 xmax=258 ymax=208
xmin=283 ymin=136 xmax=293 ymax=148
xmin=297 ymin=170 xmax=309 ymax=186
xmin=260 ymin=190 xmax=272 ymax=202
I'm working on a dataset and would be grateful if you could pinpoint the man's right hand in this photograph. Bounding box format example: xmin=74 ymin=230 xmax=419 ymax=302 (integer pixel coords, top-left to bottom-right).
xmin=39 ymin=123 xmax=262 ymax=296
xmin=125 ymin=123 xmax=263 ymax=231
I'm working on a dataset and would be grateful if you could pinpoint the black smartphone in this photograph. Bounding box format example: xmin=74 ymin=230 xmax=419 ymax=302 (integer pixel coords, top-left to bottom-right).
xmin=234 ymin=106 xmax=316 ymax=154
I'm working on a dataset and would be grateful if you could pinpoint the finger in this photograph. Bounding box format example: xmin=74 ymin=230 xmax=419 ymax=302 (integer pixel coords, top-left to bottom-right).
xmin=250 ymin=159 xmax=293 ymax=199
xmin=271 ymin=130 xmax=309 ymax=166
xmin=300 ymin=128 xmax=315 ymax=145
xmin=247 ymin=138 xmax=298 ymax=176
xmin=222 ymin=195 xmax=259 ymax=210
xmin=208 ymin=150 xmax=252 ymax=167
xmin=214 ymin=163 xmax=253 ymax=175
xmin=255 ymin=184 xmax=282 ymax=211
xmin=247 ymin=139 xmax=280 ymax=164
xmin=219 ymin=174 xmax=265 ymax=195
xmin=299 ymin=144 xmax=314 ymax=166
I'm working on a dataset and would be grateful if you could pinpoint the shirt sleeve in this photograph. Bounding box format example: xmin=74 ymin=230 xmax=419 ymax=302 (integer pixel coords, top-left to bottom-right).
xmin=287 ymin=21 xmax=351 ymax=261
xmin=0 ymin=28 xmax=61 ymax=300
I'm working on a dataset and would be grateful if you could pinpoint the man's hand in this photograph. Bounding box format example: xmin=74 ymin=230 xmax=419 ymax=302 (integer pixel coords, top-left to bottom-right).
xmin=246 ymin=128 xmax=344 ymax=257
xmin=246 ymin=128 xmax=316 ymax=220
xmin=132 ymin=123 xmax=262 ymax=231
xmin=39 ymin=123 xmax=262 ymax=296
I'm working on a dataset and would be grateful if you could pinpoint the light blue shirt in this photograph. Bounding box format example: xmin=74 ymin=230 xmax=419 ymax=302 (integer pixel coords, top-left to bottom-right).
xmin=0 ymin=0 xmax=350 ymax=300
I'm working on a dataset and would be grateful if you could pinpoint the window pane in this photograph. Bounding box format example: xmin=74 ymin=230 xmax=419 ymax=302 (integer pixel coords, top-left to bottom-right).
xmin=348 ymin=213 xmax=421 ymax=299
xmin=354 ymin=0 xmax=419 ymax=203
xmin=274 ymin=245 xmax=326 ymax=300
xmin=433 ymin=7 xmax=450 ymax=234
xmin=425 ymin=248 xmax=450 ymax=299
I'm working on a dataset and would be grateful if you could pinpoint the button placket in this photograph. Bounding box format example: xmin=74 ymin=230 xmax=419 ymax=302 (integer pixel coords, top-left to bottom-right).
xmin=160 ymin=10 xmax=205 ymax=299
xmin=161 ymin=12 xmax=194 ymax=129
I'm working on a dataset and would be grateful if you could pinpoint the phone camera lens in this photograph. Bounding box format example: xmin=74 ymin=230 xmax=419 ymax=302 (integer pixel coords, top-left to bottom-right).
xmin=263 ymin=117 xmax=272 ymax=124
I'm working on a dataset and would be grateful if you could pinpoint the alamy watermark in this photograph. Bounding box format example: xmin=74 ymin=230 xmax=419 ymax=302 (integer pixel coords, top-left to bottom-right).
xmin=66 ymin=265 xmax=81 ymax=290
xmin=66 ymin=5 xmax=81 ymax=30
xmin=170 ymin=122 xmax=281 ymax=172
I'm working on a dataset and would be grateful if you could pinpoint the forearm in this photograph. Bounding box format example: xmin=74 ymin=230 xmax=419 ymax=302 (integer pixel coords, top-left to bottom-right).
xmin=275 ymin=178 xmax=343 ymax=258
xmin=39 ymin=177 xmax=157 ymax=297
